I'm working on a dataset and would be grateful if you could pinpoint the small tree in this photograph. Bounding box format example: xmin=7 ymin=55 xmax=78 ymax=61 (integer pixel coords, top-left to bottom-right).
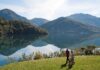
xmin=43 ymin=54 xmax=49 ymax=58
xmin=59 ymin=50 xmax=66 ymax=57
xmin=49 ymin=52 xmax=54 ymax=58
xmin=94 ymin=50 xmax=100 ymax=55
xmin=85 ymin=45 xmax=96 ymax=55
xmin=19 ymin=52 xmax=34 ymax=62
xmin=79 ymin=47 xmax=86 ymax=55
xmin=54 ymin=51 xmax=60 ymax=57
xmin=34 ymin=52 xmax=43 ymax=60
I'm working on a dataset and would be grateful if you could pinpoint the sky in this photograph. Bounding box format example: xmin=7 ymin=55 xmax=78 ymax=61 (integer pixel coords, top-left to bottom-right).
xmin=0 ymin=0 xmax=100 ymax=20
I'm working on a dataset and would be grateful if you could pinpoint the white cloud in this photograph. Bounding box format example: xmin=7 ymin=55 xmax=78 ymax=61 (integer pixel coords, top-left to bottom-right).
xmin=0 ymin=0 xmax=100 ymax=20
xmin=22 ymin=0 xmax=100 ymax=19
xmin=0 ymin=3 xmax=27 ymax=16
xmin=22 ymin=0 xmax=66 ymax=20
xmin=54 ymin=0 xmax=100 ymax=18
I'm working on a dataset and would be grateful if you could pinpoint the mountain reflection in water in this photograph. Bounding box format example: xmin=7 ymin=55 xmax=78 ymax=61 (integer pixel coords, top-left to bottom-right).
xmin=0 ymin=34 xmax=100 ymax=66
xmin=0 ymin=35 xmax=41 ymax=56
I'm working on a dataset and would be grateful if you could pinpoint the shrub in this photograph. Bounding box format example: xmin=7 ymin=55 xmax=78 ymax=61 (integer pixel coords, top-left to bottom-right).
xmin=19 ymin=52 xmax=34 ymax=62
xmin=34 ymin=52 xmax=43 ymax=60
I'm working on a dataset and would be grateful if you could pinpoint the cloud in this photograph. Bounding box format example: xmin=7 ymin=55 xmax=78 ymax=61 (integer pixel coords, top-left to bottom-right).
xmin=0 ymin=0 xmax=100 ymax=20
xmin=68 ymin=0 xmax=100 ymax=4
xmin=54 ymin=0 xmax=100 ymax=18
xmin=22 ymin=0 xmax=65 ymax=19
xmin=22 ymin=0 xmax=100 ymax=19
xmin=0 ymin=3 xmax=27 ymax=16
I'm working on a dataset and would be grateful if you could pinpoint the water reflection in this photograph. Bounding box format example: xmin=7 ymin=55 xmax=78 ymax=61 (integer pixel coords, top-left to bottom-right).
xmin=10 ymin=44 xmax=60 ymax=60
xmin=44 ymin=33 xmax=100 ymax=48
xmin=0 ymin=54 xmax=9 ymax=66
xmin=0 ymin=35 xmax=41 ymax=56
xmin=0 ymin=34 xmax=100 ymax=66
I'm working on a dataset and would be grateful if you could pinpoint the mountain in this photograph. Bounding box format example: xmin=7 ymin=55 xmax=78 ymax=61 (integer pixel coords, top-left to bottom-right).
xmin=41 ymin=17 xmax=100 ymax=48
xmin=68 ymin=13 xmax=100 ymax=27
xmin=0 ymin=17 xmax=48 ymax=35
xmin=0 ymin=9 xmax=29 ymax=22
xmin=30 ymin=18 xmax=49 ymax=26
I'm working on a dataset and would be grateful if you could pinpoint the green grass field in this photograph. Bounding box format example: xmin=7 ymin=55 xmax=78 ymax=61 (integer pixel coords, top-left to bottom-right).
xmin=0 ymin=56 xmax=100 ymax=70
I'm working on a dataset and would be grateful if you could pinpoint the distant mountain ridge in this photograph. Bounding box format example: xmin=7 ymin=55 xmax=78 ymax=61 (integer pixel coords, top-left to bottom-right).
xmin=41 ymin=17 xmax=100 ymax=48
xmin=0 ymin=17 xmax=48 ymax=35
xmin=0 ymin=9 xmax=29 ymax=22
xmin=0 ymin=9 xmax=49 ymax=26
xmin=30 ymin=18 xmax=49 ymax=26
xmin=68 ymin=13 xmax=100 ymax=27
xmin=42 ymin=17 xmax=100 ymax=33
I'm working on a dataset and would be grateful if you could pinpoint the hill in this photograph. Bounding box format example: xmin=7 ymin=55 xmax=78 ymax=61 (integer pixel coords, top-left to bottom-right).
xmin=41 ymin=17 xmax=100 ymax=48
xmin=0 ymin=17 xmax=47 ymax=35
xmin=68 ymin=13 xmax=100 ymax=27
xmin=0 ymin=9 xmax=29 ymax=22
xmin=0 ymin=56 xmax=100 ymax=70
xmin=30 ymin=18 xmax=49 ymax=26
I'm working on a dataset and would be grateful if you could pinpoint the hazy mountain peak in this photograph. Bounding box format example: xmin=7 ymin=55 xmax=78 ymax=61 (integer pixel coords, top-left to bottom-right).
xmin=0 ymin=9 xmax=29 ymax=22
xmin=68 ymin=13 xmax=100 ymax=27
xmin=0 ymin=9 xmax=15 ymax=13
xmin=0 ymin=9 xmax=20 ymax=17
xmin=69 ymin=13 xmax=98 ymax=18
xmin=31 ymin=18 xmax=49 ymax=26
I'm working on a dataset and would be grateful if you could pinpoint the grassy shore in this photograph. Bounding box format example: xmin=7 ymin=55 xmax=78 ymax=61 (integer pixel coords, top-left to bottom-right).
xmin=0 ymin=56 xmax=100 ymax=70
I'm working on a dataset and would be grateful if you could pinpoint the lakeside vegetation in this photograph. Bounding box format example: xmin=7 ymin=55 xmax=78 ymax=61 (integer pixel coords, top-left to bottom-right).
xmin=18 ymin=45 xmax=100 ymax=62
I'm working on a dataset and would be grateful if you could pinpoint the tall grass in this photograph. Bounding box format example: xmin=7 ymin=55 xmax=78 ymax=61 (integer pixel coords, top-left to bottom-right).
xmin=0 ymin=56 xmax=100 ymax=70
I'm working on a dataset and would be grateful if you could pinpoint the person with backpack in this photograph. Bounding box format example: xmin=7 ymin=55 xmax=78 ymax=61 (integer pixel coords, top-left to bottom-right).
xmin=67 ymin=50 xmax=75 ymax=69
xmin=70 ymin=50 xmax=75 ymax=65
xmin=66 ymin=49 xmax=70 ymax=64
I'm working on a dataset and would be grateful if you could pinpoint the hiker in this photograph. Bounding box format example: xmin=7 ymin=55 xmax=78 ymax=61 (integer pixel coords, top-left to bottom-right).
xmin=66 ymin=49 xmax=70 ymax=64
xmin=61 ymin=49 xmax=75 ymax=69
xmin=70 ymin=50 xmax=75 ymax=65
xmin=67 ymin=50 xmax=75 ymax=69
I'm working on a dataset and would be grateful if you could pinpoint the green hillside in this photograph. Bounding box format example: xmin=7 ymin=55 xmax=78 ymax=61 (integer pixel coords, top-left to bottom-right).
xmin=0 ymin=56 xmax=100 ymax=70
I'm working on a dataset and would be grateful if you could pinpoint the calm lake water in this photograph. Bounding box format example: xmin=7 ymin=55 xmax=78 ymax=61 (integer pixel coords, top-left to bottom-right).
xmin=0 ymin=33 xmax=100 ymax=66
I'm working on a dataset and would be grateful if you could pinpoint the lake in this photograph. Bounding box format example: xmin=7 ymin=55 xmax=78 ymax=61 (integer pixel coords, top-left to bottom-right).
xmin=0 ymin=33 xmax=100 ymax=66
